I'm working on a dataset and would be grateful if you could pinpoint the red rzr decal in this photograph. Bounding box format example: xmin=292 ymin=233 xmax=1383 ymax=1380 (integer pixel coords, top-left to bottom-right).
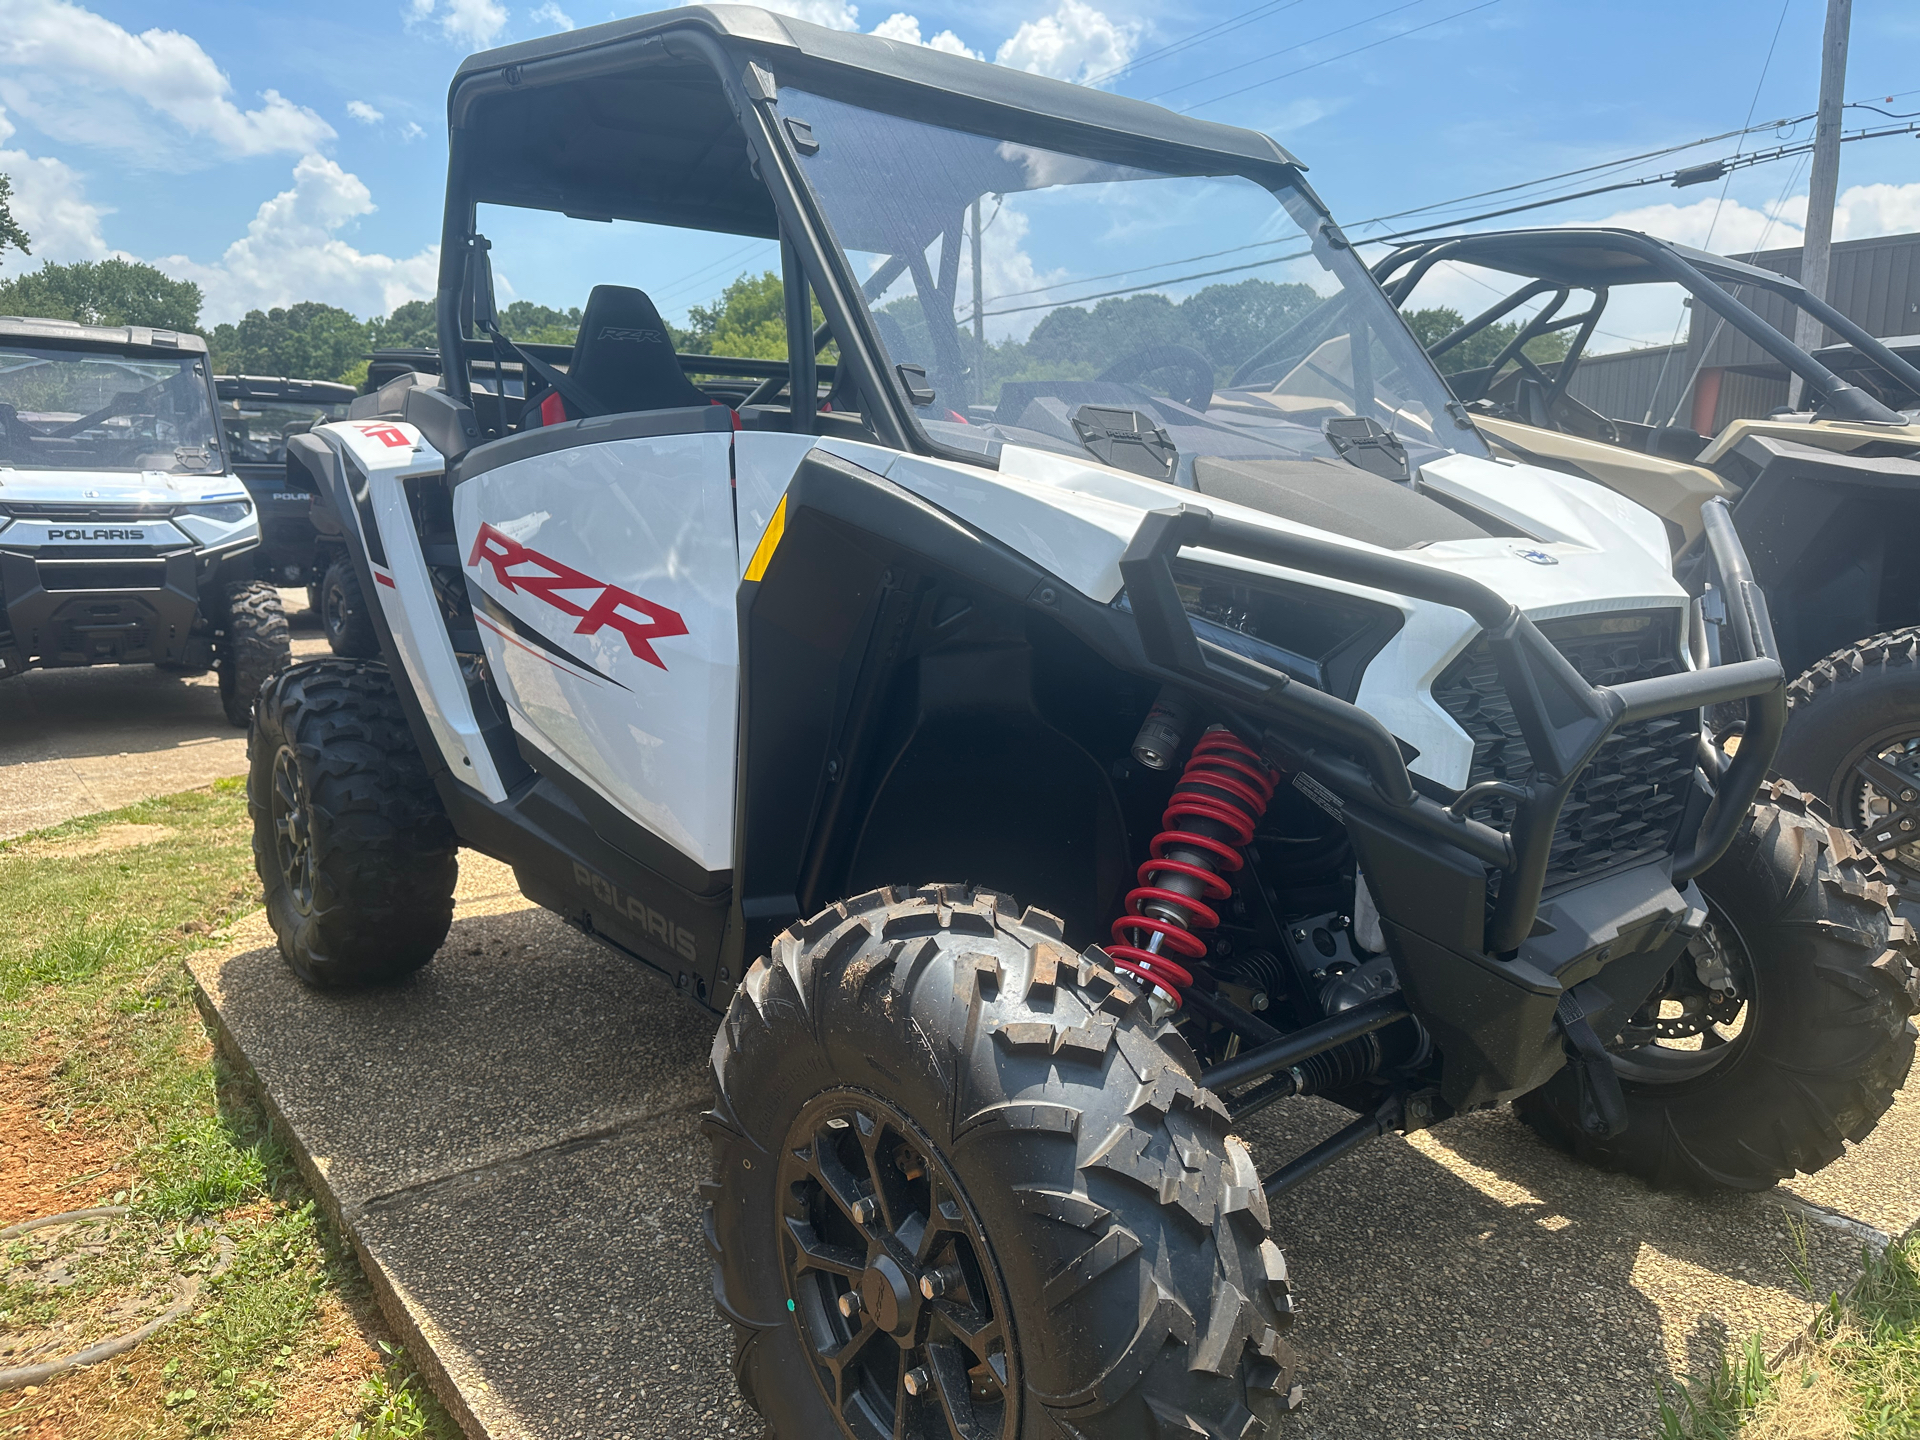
xmin=466 ymin=522 xmax=688 ymax=670
xmin=356 ymin=423 xmax=413 ymax=448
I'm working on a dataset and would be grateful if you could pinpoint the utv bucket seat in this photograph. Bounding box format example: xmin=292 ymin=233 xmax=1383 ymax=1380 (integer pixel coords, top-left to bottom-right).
xmin=527 ymin=285 xmax=709 ymax=426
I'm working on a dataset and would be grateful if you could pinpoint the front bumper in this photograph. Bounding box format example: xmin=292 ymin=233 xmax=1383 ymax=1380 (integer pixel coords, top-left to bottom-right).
xmin=1122 ymin=497 xmax=1784 ymax=1108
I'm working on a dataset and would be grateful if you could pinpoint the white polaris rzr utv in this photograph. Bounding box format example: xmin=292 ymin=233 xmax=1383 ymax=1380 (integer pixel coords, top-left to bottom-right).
xmin=250 ymin=10 xmax=1918 ymax=1436
xmin=0 ymin=316 xmax=290 ymax=724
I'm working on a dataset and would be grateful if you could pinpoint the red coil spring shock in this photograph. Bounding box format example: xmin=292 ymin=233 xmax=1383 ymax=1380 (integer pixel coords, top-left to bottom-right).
xmin=1109 ymin=728 xmax=1279 ymax=1007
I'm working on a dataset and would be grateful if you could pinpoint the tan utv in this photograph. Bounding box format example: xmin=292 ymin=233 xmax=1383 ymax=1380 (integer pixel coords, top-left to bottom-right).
xmin=1376 ymin=228 xmax=1920 ymax=893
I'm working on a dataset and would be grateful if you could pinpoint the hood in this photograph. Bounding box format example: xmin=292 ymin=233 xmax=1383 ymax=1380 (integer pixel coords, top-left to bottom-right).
xmin=0 ymin=468 xmax=248 ymax=508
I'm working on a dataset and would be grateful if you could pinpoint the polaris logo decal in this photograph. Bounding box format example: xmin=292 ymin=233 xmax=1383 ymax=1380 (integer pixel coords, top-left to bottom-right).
xmin=1509 ymin=545 xmax=1558 ymax=566
xmin=572 ymin=862 xmax=699 ymax=962
xmin=595 ymin=326 xmax=666 ymax=345
xmin=48 ymin=527 xmax=146 ymax=540
xmin=466 ymin=521 xmax=688 ymax=669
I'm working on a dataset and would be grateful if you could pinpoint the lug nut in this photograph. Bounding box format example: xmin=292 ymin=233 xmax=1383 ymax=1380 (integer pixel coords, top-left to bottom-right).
xmin=919 ymin=1265 xmax=962 ymax=1300
xmin=837 ymin=1292 xmax=862 ymax=1319
xmin=903 ymin=1366 xmax=932 ymax=1397
xmin=851 ymin=1196 xmax=879 ymax=1224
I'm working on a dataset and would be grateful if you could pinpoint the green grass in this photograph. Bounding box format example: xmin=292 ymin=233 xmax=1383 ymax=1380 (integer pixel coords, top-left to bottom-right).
xmin=1656 ymin=1226 xmax=1920 ymax=1439
xmin=0 ymin=782 xmax=458 ymax=1439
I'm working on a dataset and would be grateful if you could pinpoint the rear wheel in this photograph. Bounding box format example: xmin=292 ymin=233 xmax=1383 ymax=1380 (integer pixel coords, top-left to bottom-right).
xmin=216 ymin=580 xmax=291 ymax=728
xmin=248 ymin=659 xmax=457 ymax=987
xmin=321 ymin=558 xmax=379 ymax=658
xmin=1777 ymin=628 xmax=1920 ymax=893
xmin=1515 ymin=781 xmax=1919 ymax=1191
xmin=706 ymin=884 xmax=1300 ymax=1439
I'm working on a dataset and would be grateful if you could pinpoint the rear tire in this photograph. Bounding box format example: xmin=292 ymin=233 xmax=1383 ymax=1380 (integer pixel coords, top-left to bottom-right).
xmin=321 ymin=558 xmax=379 ymax=659
xmin=1515 ymin=781 xmax=1918 ymax=1191
xmin=248 ymin=658 xmax=457 ymax=987
xmin=1776 ymin=628 xmax=1920 ymax=892
xmin=217 ymin=580 xmax=291 ymax=728
xmin=707 ymin=884 xmax=1300 ymax=1440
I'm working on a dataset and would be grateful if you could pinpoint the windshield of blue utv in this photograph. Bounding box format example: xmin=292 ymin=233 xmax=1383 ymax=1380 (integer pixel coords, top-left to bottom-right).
xmin=0 ymin=345 xmax=223 ymax=473
xmin=778 ymin=91 xmax=1482 ymax=471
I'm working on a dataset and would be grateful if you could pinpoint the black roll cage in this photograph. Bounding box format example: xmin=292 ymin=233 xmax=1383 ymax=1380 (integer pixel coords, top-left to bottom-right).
xmin=1119 ymin=495 xmax=1784 ymax=956
xmin=1373 ymin=228 xmax=1920 ymax=425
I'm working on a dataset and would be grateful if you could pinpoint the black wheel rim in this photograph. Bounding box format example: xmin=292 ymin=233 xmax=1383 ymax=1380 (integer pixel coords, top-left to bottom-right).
xmin=323 ymin=581 xmax=349 ymax=643
xmin=270 ymin=746 xmax=316 ymax=917
xmin=1606 ymin=904 xmax=1756 ymax=1085
xmin=777 ymin=1090 xmax=1017 ymax=1440
xmin=1842 ymin=729 xmax=1920 ymax=884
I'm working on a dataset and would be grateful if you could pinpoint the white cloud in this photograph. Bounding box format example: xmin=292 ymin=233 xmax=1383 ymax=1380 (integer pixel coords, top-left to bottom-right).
xmin=756 ymin=0 xmax=861 ymax=30
xmin=152 ymin=153 xmax=438 ymax=323
xmin=0 ymin=142 xmax=110 ymax=268
xmin=1832 ymin=182 xmax=1920 ymax=241
xmin=531 ymin=2 xmax=575 ymax=30
xmin=994 ymin=0 xmax=1138 ymax=86
xmin=0 ymin=0 xmax=334 ymax=162
xmin=346 ymin=100 xmax=385 ymax=125
xmin=400 ymin=121 xmax=427 ymax=143
xmin=870 ymin=13 xmax=979 ymax=57
xmin=406 ymin=0 xmax=510 ymax=46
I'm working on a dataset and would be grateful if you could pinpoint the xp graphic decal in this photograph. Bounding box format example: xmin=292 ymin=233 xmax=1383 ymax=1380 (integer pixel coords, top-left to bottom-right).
xmin=466 ymin=521 xmax=689 ymax=671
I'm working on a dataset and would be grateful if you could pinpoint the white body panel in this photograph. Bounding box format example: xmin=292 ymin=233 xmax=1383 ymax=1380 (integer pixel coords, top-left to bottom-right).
xmin=322 ymin=420 xmax=509 ymax=802
xmin=450 ymin=431 xmax=739 ymax=871
xmin=0 ymin=468 xmax=259 ymax=555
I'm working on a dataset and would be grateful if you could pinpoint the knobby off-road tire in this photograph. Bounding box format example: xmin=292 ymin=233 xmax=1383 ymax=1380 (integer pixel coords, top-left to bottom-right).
xmin=320 ymin=558 xmax=379 ymax=660
xmin=1516 ymin=781 xmax=1919 ymax=1191
xmin=248 ymin=659 xmax=457 ymax=987
xmin=217 ymin=580 xmax=291 ymax=728
xmin=1776 ymin=627 xmax=1920 ymax=890
xmin=706 ymin=884 xmax=1300 ymax=1440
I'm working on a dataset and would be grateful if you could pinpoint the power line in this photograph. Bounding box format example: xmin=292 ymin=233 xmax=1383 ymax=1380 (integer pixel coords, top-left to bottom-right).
xmin=1179 ymin=0 xmax=1503 ymax=113
xmin=1146 ymin=0 xmax=1433 ymax=101
xmin=1081 ymin=0 xmax=1314 ymax=87
xmin=1358 ymin=118 xmax=1920 ymax=243
xmin=981 ymin=246 xmax=1315 ymax=319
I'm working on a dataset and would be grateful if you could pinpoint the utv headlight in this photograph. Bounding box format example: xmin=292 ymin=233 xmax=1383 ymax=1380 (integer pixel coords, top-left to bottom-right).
xmin=1157 ymin=560 xmax=1404 ymax=700
xmin=183 ymin=500 xmax=253 ymax=524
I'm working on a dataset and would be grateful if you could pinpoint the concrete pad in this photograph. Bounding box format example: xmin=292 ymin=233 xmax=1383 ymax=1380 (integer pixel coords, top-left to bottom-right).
xmin=192 ymin=859 xmax=1916 ymax=1440
xmin=0 ymin=593 xmax=326 ymax=839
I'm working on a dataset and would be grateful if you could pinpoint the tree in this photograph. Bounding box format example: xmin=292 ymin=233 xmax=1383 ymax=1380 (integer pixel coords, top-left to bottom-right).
xmin=1403 ymin=305 xmax=1571 ymax=377
xmin=0 ymin=258 xmax=202 ymax=331
xmin=0 ymin=173 xmax=29 ymax=265
xmin=370 ymin=298 xmax=437 ymax=350
xmin=207 ymin=302 xmax=369 ymax=383
xmin=683 ymin=271 xmax=786 ymax=359
xmin=499 ymin=300 xmax=583 ymax=345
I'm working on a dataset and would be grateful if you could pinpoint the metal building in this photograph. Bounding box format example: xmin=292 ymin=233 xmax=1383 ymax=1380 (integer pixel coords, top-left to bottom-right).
xmin=1561 ymin=228 xmax=1920 ymax=431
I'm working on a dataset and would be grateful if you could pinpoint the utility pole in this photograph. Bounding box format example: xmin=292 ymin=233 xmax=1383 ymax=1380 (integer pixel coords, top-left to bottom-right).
xmin=971 ymin=197 xmax=985 ymax=407
xmin=1790 ymin=0 xmax=1850 ymax=406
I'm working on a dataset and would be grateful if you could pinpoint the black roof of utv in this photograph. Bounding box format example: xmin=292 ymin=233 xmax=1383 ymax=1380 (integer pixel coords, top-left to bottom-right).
xmin=445 ymin=4 xmax=1302 ymax=237
xmin=1384 ymin=228 xmax=1811 ymax=298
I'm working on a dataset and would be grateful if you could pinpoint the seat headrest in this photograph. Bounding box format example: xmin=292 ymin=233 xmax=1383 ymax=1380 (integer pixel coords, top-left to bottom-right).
xmin=569 ymin=285 xmax=707 ymax=413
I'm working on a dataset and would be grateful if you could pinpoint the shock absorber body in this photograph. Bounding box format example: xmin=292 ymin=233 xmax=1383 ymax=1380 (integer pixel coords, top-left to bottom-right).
xmin=1109 ymin=727 xmax=1278 ymax=1008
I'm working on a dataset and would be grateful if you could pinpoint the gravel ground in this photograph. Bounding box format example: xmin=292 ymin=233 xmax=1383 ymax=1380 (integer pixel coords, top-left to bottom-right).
xmin=0 ymin=591 xmax=325 ymax=840
xmin=190 ymin=853 xmax=1918 ymax=1440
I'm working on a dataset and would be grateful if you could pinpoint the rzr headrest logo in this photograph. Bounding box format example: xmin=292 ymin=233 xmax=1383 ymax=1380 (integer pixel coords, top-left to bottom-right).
xmin=596 ymin=326 xmax=666 ymax=345
xmin=466 ymin=522 xmax=688 ymax=669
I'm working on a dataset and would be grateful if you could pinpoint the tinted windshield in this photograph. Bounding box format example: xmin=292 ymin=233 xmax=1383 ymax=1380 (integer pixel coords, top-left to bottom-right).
xmin=779 ymin=91 xmax=1482 ymax=473
xmin=0 ymin=345 xmax=222 ymax=473
xmin=219 ymin=393 xmax=351 ymax=466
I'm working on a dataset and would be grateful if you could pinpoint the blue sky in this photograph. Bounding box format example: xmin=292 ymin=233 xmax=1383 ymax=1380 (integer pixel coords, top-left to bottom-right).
xmin=2 ymin=0 xmax=1916 ymax=341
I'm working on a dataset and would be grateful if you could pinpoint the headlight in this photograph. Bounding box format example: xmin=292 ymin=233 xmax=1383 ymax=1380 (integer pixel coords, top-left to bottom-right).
xmin=183 ymin=500 xmax=253 ymax=524
xmin=1167 ymin=560 xmax=1403 ymax=700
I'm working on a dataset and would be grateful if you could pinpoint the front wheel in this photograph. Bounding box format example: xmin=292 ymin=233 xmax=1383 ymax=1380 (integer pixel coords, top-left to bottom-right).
xmin=1776 ymin=628 xmax=1920 ymax=893
xmin=216 ymin=580 xmax=291 ymax=728
xmin=706 ymin=884 xmax=1300 ymax=1440
xmin=248 ymin=659 xmax=457 ymax=987
xmin=1516 ymin=781 xmax=1918 ymax=1191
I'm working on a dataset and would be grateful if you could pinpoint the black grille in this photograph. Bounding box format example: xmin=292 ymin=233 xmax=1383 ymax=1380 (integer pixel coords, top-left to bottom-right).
xmin=0 ymin=502 xmax=178 ymax=521
xmin=1433 ymin=609 xmax=1700 ymax=891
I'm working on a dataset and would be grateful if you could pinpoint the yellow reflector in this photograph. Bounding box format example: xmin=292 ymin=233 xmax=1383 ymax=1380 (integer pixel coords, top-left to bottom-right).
xmin=744 ymin=495 xmax=787 ymax=582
